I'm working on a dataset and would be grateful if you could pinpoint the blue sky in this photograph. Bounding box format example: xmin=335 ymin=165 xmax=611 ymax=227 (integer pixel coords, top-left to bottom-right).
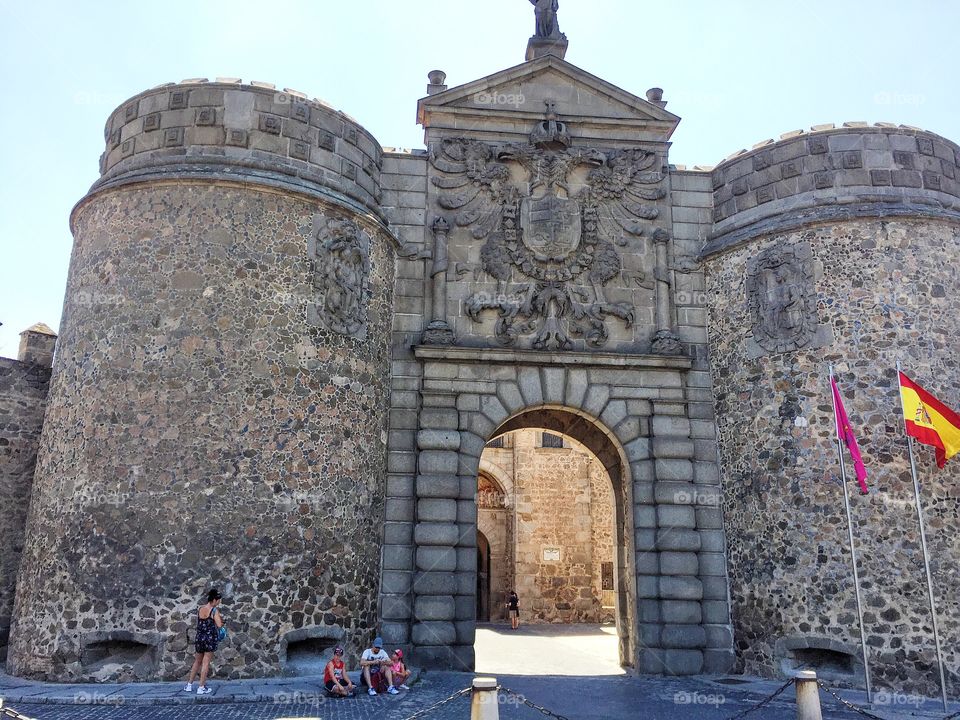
xmin=1 ymin=0 xmax=957 ymax=358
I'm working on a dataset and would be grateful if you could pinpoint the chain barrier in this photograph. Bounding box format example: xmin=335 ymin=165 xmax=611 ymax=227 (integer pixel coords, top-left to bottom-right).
xmin=398 ymin=686 xmax=471 ymax=720
xmin=499 ymin=686 xmax=572 ymax=720
xmin=719 ymin=678 xmax=794 ymax=720
xmin=393 ymin=677 xmax=960 ymax=720
xmin=815 ymin=681 xmax=888 ymax=720
xmin=816 ymin=680 xmax=960 ymax=720
xmin=0 ymin=703 xmax=35 ymax=720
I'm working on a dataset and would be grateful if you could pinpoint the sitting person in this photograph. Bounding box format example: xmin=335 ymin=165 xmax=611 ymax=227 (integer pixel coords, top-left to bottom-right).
xmin=360 ymin=637 xmax=398 ymax=695
xmin=390 ymin=649 xmax=410 ymax=690
xmin=323 ymin=646 xmax=356 ymax=697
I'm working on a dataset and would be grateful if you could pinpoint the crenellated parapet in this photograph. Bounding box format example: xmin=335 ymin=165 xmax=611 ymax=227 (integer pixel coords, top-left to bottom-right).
xmin=706 ymin=123 xmax=960 ymax=256
xmin=94 ymin=79 xmax=385 ymax=218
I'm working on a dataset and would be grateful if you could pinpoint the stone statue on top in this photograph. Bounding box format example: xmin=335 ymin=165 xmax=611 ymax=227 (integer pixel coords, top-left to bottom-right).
xmin=530 ymin=0 xmax=561 ymax=39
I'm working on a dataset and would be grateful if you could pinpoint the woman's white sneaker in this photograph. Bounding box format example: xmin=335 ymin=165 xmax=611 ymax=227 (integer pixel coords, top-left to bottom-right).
xmin=183 ymin=683 xmax=193 ymax=692
xmin=196 ymin=686 xmax=212 ymax=696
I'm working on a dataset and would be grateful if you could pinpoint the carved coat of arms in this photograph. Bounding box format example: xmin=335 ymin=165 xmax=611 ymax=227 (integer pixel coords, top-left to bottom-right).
xmin=429 ymin=109 xmax=666 ymax=350
xmin=309 ymin=217 xmax=371 ymax=339
xmin=746 ymin=242 xmax=830 ymax=355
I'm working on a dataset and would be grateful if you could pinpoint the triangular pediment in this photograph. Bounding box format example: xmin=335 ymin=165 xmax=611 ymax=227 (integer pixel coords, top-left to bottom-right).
xmin=418 ymin=55 xmax=680 ymax=144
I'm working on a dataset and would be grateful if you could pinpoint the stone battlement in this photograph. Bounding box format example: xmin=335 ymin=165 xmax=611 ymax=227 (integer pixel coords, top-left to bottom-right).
xmin=93 ymin=79 xmax=385 ymax=218
xmin=706 ymin=123 xmax=960 ymax=255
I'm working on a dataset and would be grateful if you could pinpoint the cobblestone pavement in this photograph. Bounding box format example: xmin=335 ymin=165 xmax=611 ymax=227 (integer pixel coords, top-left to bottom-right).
xmin=2 ymin=626 xmax=953 ymax=719
xmin=3 ymin=670 xmax=945 ymax=720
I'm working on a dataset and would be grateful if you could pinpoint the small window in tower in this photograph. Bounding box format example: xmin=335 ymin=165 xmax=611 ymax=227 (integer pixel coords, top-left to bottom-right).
xmin=541 ymin=432 xmax=565 ymax=448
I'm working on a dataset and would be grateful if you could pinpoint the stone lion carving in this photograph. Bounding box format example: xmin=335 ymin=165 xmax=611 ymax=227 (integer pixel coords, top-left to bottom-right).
xmin=309 ymin=217 xmax=370 ymax=339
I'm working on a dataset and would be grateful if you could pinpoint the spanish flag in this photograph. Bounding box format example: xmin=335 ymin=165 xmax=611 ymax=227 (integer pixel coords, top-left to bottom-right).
xmin=899 ymin=371 xmax=960 ymax=468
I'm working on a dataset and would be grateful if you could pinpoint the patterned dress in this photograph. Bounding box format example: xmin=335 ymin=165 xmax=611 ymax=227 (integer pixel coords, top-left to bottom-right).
xmin=194 ymin=606 xmax=219 ymax=654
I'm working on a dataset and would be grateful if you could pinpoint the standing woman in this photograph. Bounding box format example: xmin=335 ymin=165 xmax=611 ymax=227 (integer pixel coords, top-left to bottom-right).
xmin=184 ymin=589 xmax=224 ymax=695
xmin=507 ymin=590 xmax=520 ymax=630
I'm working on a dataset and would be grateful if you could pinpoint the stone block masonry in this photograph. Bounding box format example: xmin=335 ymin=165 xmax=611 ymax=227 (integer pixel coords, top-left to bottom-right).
xmin=0 ymin=326 xmax=55 ymax=663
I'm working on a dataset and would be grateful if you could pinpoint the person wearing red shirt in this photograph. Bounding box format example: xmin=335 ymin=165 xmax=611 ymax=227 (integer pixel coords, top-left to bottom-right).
xmin=323 ymin=646 xmax=356 ymax=697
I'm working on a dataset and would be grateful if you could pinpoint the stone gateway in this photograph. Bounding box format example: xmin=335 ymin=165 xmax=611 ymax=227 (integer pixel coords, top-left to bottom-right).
xmin=1 ymin=14 xmax=959 ymax=699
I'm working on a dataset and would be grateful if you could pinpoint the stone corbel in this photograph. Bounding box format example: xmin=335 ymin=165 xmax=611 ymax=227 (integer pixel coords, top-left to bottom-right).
xmin=651 ymin=229 xmax=683 ymax=356
xmin=421 ymin=216 xmax=456 ymax=346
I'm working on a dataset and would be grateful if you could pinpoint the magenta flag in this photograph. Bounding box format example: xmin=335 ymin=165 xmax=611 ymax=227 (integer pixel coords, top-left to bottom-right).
xmin=831 ymin=377 xmax=870 ymax=495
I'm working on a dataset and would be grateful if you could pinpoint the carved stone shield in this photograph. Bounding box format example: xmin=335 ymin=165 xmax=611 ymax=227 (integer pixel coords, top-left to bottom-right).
xmin=746 ymin=242 xmax=831 ymax=355
xmin=520 ymin=193 xmax=581 ymax=262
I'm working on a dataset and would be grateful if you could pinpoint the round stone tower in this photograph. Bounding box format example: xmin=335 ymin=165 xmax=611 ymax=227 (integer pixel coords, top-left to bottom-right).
xmin=7 ymin=80 xmax=397 ymax=681
xmin=704 ymin=125 xmax=960 ymax=694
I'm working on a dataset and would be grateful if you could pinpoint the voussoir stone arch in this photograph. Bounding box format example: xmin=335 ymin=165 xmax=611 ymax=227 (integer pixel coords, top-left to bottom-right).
xmin=383 ymin=346 xmax=734 ymax=677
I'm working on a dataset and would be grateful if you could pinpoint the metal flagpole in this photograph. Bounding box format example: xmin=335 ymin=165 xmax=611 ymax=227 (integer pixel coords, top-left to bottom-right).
xmin=829 ymin=365 xmax=873 ymax=703
xmin=896 ymin=359 xmax=949 ymax=713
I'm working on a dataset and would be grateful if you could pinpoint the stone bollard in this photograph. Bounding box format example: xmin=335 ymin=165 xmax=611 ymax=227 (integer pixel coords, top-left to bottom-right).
xmin=795 ymin=670 xmax=823 ymax=720
xmin=471 ymin=677 xmax=499 ymax=720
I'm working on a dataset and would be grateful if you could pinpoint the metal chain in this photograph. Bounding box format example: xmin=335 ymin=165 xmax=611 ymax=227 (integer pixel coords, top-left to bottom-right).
xmin=499 ymin=686 xmax=572 ymax=720
xmin=0 ymin=705 xmax=35 ymax=720
xmin=398 ymin=687 xmax=471 ymax=720
xmin=816 ymin=681 xmax=898 ymax=720
xmin=720 ymin=679 xmax=794 ymax=720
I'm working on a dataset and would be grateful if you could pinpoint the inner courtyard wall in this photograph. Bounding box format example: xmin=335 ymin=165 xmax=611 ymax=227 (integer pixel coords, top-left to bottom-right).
xmin=478 ymin=430 xmax=615 ymax=625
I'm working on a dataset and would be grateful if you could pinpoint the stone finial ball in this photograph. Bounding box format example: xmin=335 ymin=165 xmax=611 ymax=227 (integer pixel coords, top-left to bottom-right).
xmin=646 ymin=87 xmax=664 ymax=104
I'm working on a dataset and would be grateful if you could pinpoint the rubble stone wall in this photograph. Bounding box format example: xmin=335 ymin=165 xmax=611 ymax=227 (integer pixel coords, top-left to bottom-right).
xmin=7 ymin=82 xmax=397 ymax=682
xmin=0 ymin=359 xmax=51 ymax=662
xmin=705 ymin=126 xmax=960 ymax=694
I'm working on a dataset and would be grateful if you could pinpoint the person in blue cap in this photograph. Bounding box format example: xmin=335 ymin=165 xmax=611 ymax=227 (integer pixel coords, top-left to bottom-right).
xmin=360 ymin=636 xmax=398 ymax=695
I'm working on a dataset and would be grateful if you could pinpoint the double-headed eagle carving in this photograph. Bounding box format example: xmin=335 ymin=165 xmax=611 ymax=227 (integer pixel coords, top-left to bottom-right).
xmin=430 ymin=125 xmax=666 ymax=350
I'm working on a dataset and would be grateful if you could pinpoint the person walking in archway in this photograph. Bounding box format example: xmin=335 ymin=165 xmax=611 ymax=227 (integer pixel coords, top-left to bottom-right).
xmin=507 ymin=590 xmax=520 ymax=630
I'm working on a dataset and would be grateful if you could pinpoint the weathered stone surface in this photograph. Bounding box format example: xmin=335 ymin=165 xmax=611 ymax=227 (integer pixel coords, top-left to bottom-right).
xmin=413 ymin=572 xmax=458 ymax=595
xmin=652 ymin=437 xmax=696 ymax=459
xmin=0 ymin=356 xmax=52 ymax=663
xmin=414 ymin=595 xmax=456 ymax=621
xmin=660 ymin=576 xmax=703 ymax=601
xmin=656 ymin=529 xmax=702 ymax=552
xmin=656 ymin=505 xmax=696 ymax=529
xmin=418 ymin=498 xmax=458 ymax=522
xmin=416 ymin=474 xmax=461 ymax=499
xmin=663 ymin=649 xmax=703 ymax=675
xmin=380 ymin=570 xmax=412 ymax=595
xmin=417 ymin=430 xmax=461 ymax=451
xmin=8 ymin=167 xmax=398 ymax=684
xmin=411 ymin=621 xmax=456 ymax=646
xmin=418 ymin=450 xmax=460 ymax=475
xmin=662 ymin=601 xmax=702 ymax=624
xmin=416 ymin=547 xmax=457 ymax=572
xmin=381 ymin=595 xmax=413 ymax=620
xmin=661 ymin=624 xmax=707 ymax=649
xmin=414 ymin=522 xmax=461 ymax=546
xmin=659 ymin=552 xmax=699 ymax=576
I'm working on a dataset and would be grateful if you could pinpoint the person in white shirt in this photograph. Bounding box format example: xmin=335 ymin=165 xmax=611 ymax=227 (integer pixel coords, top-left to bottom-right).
xmin=360 ymin=637 xmax=398 ymax=695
